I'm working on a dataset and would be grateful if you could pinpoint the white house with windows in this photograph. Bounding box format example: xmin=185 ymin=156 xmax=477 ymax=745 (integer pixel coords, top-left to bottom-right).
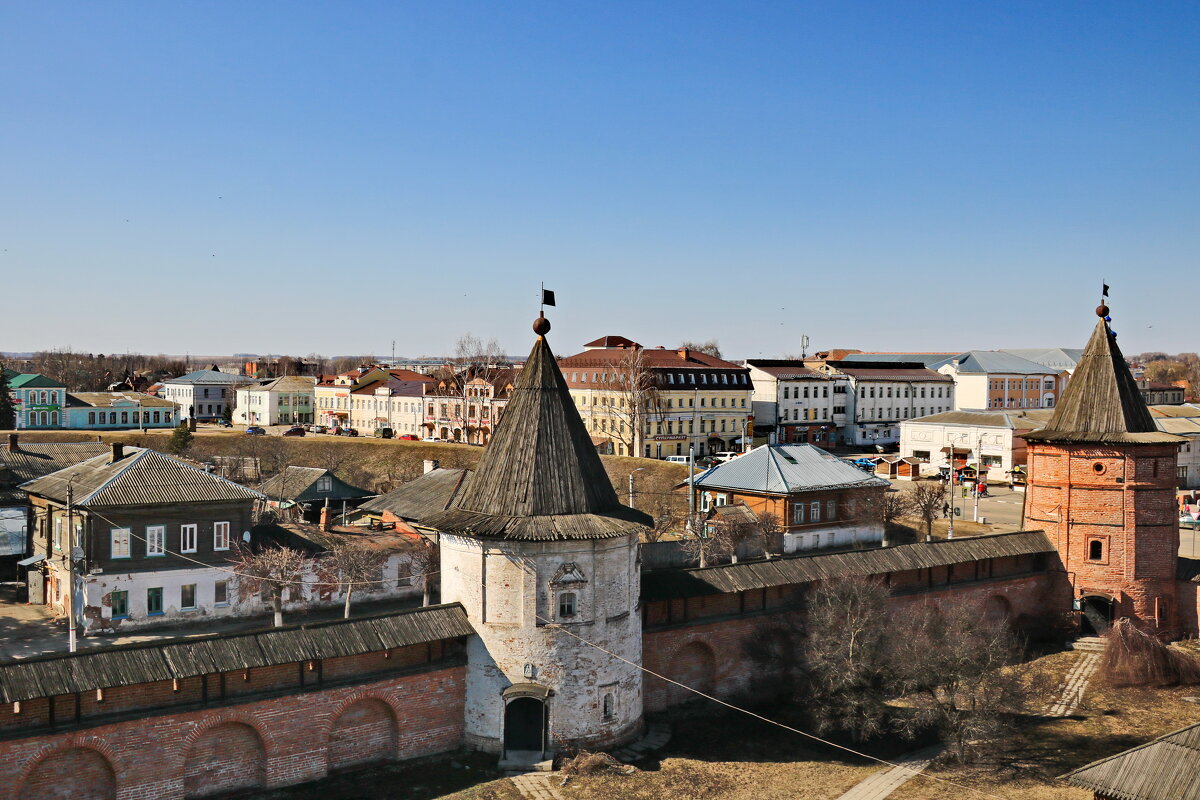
xmin=812 ymin=361 xmax=956 ymax=447
xmin=160 ymin=369 xmax=248 ymax=422
xmin=898 ymin=408 xmax=1055 ymax=483
xmin=747 ymin=361 xmax=847 ymax=447
xmin=235 ymin=375 xmax=317 ymax=426
xmin=64 ymin=392 xmax=178 ymax=430
xmin=20 ymin=444 xmax=264 ymax=631
xmin=932 ymin=351 xmax=1068 ymax=411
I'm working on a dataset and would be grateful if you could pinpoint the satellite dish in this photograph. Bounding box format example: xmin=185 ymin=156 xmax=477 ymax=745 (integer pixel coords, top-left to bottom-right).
xmin=242 ymin=531 xmax=251 ymax=542
xmin=71 ymin=546 xmax=85 ymax=560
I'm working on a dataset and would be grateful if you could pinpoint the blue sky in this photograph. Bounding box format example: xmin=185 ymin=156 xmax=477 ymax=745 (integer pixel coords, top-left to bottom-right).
xmin=2 ymin=2 xmax=1197 ymax=360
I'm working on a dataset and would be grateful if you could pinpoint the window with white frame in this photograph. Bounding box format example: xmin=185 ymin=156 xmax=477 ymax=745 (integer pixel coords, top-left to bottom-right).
xmin=214 ymin=521 xmax=230 ymax=551
xmin=558 ymin=592 xmax=577 ymax=619
xmin=111 ymin=528 xmax=131 ymax=559
xmin=146 ymin=525 xmax=165 ymax=556
xmin=810 ymin=501 xmax=821 ymax=523
xmin=53 ymin=517 xmax=62 ymax=551
xmin=181 ymin=524 xmax=198 ymax=553
xmin=792 ymin=503 xmax=804 ymax=525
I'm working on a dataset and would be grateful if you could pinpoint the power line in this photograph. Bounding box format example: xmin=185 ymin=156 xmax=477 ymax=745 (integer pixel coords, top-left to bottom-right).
xmin=535 ymin=613 xmax=1011 ymax=800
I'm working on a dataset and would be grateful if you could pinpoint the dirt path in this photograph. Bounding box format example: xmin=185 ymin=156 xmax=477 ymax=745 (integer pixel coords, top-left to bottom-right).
xmin=835 ymin=745 xmax=943 ymax=800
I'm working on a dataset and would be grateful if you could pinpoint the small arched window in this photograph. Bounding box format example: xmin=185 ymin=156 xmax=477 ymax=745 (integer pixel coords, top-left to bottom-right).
xmin=559 ymin=592 xmax=577 ymax=618
xmin=602 ymin=692 xmax=615 ymax=720
xmin=1089 ymin=540 xmax=1104 ymax=561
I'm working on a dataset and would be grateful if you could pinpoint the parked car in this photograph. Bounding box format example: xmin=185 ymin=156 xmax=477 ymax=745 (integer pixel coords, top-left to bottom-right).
xmin=374 ymin=428 xmax=394 ymax=439
xmin=664 ymin=455 xmax=690 ymax=464
xmin=713 ymin=451 xmax=741 ymax=464
xmin=312 ymin=425 xmax=328 ymax=434
xmin=344 ymin=428 xmax=359 ymax=437
xmin=422 ymin=437 xmax=441 ymax=442
xmin=397 ymin=434 xmax=418 ymax=441
xmin=217 ymin=419 xmax=233 ymax=428
xmin=245 ymin=426 xmax=266 ymax=436
xmin=1181 ymin=513 xmax=1197 ymax=528
xmin=282 ymin=427 xmax=306 ymax=437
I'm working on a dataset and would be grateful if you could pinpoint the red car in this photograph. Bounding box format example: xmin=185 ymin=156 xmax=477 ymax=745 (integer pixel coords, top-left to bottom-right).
xmin=398 ymin=434 xmax=418 ymax=441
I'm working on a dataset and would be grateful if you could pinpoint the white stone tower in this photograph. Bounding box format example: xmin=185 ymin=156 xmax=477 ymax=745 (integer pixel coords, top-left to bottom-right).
xmin=425 ymin=314 xmax=652 ymax=762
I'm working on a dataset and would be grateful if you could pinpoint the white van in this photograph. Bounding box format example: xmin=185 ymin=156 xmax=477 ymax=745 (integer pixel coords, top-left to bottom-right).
xmin=713 ymin=451 xmax=741 ymax=463
xmin=664 ymin=455 xmax=691 ymax=464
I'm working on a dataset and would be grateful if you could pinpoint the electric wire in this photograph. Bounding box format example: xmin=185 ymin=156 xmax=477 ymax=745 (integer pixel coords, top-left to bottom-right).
xmin=535 ymin=613 xmax=1012 ymax=800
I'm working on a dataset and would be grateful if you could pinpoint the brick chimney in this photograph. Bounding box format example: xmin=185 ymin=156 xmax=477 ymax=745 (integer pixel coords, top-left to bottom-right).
xmin=319 ymin=505 xmax=333 ymax=532
xmin=110 ymin=442 xmax=124 ymax=463
xmin=677 ymin=347 xmax=690 ymax=360
xmin=6 ymin=433 xmax=16 ymax=451
xmin=424 ymin=459 xmax=440 ymax=474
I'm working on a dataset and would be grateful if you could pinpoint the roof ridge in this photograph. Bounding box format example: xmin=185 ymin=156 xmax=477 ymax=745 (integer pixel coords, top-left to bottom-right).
xmin=79 ymin=448 xmax=148 ymax=504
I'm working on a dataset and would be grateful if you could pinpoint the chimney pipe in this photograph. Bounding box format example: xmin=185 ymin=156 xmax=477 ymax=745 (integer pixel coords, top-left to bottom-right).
xmin=424 ymin=459 xmax=439 ymax=474
xmin=677 ymin=347 xmax=689 ymax=360
xmin=111 ymin=442 xmax=124 ymax=462
xmin=319 ymin=504 xmax=333 ymax=532
xmin=6 ymin=433 xmax=16 ymax=451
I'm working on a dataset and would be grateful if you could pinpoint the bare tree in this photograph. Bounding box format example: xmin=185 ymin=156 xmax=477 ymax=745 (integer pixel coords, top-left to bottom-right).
xmin=909 ymin=483 xmax=945 ymax=542
xmin=608 ymin=347 xmax=663 ymax=459
xmin=324 ymin=540 xmax=387 ymax=618
xmin=678 ymin=340 xmax=723 ymax=359
xmin=453 ymin=333 xmax=507 ymax=444
xmin=678 ymin=510 xmax=763 ymax=567
xmin=801 ymin=575 xmax=895 ymax=741
xmin=847 ymin=489 xmax=910 ymax=547
xmin=891 ymin=601 xmax=1038 ymax=762
xmin=232 ymin=544 xmax=308 ymax=627
xmin=407 ymin=536 xmax=440 ymax=606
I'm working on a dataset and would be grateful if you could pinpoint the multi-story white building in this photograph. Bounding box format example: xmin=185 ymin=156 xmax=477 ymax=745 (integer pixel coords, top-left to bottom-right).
xmin=747 ymin=361 xmax=847 ymax=447
xmin=934 ymin=351 xmax=1068 ymax=411
xmin=813 ymin=361 xmax=955 ymax=447
xmin=351 ymin=376 xmax=430 ymax=437
xmin=160 ymin=369 xmax=247 ymax=422
xmin=235 ymin=375 xmax=317 ymax=426
xmin=423 ymin=369 xmax=516 ymax=444
xmin=899 ymin=408 xmax=1055 ymax=483
xmin=316 ymin=367 xmax=432 ymax=431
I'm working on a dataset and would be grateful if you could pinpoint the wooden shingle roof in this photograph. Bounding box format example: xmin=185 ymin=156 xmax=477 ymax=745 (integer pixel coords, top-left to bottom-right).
xmin=0 ymin=603 xmax=473 ymax=702
xmin=1026 ymin=316 xmax=1182 ymax=445
xmin=421 ymin=325 xmax=652 ymax=540
xmin=1063 ymin=720 xmax=1200 ymax=800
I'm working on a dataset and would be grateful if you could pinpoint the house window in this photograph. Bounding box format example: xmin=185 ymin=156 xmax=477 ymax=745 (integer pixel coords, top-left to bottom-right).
xmin=111 ymin=591 xmax=129 ymax=619
xmin=1088 ymin=540 xmax=1104 ymax=561
xmin=602 ymin=692 xmax=616 ymax=720
xmin=826 ymin=500 xmax=836 ymax=521
xmin=111 ymin=528 xmax=131 ymax=559
xmin=559 ymin=592 xmax=577 ymax=618
xmin=214 ymin=521 xmax=230 ymax=551
xmin=88 ymin=411 xmax=96 ymax=424
xmin=181 ymin=524 xmax=197 ymax=553
xmin=147 ymin=587 xmax=163 ymax=615
xmin=53 ymin=517 xmax=62 ymax=551
xmin=792 ymin=504 xmax=804 ymax=525
xmin=810 ymin=501 xmax=821 ymax=523
xmin=215 ymin=580 xmax=228 ymax=605
xmin=146 ymin=525 xmax=165 ymax=556
xmin=181 ymin=584 xmax=197 ymax=610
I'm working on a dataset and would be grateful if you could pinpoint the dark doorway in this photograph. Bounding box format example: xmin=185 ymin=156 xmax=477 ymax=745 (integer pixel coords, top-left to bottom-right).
xmin=503 ymin=697 xmax=546 ymax=754
xmin=1080 ymin=595 xmax=1115 ymax=636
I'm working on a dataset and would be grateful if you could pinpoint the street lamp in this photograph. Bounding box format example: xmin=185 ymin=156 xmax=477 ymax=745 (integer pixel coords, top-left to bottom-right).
xmin=628 ymin=468 xmax=647 ymax=510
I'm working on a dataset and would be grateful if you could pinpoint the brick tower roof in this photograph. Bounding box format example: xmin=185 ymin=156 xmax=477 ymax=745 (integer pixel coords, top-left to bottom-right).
xmin=1026 ymin=313 xmax=1181 ymax=445
xmin=421 ymin=317 xmax=652 ymax=541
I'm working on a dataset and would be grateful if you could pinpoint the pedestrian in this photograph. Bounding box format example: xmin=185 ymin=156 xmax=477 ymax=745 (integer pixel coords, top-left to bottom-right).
xmin=942 ymin=502 xmax=950 ymax=518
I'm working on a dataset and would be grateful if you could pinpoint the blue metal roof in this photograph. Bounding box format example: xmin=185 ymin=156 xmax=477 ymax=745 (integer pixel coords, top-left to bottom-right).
xmin=693 ymin=444 xmax=889 ymax=495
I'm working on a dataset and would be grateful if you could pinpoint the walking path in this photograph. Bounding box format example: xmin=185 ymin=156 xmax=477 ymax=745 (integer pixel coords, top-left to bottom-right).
xmin=507 ymin=721 xmax=670 ymax=800
xmin=1043 ymin=652 xmax=1099 ymax=717
xmin=510 ymin=772 xmax=564 ymax=800
xmin=835 ymin=745 xmax=943 ymax=800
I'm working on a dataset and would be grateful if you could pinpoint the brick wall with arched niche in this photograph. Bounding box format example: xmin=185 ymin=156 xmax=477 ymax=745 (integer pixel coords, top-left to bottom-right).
xmin=183 ymin=720 xmax=266 ymax=798
xmin=20 ymin=743 xmax=117 ymax=800
xmin=327 ymin=696 xmax=399 ymax=771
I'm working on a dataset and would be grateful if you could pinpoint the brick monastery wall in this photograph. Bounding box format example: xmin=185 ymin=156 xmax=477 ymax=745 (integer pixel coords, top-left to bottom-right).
xmin=642 ymin=557 xmax=1065 ymax=712
xmin=0 ymin=651 xmax=465 ymax=800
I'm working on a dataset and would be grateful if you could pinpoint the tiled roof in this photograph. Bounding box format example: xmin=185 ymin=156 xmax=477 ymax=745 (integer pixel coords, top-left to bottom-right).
xmin=1062 ymin=720 xmax=1200 ymax=800
xmin=582 ymin=335 xmax=640 ymax=348
xmin=0 ymin=604 xmax=473 ymax=702
xmin=692 ymin=444 xmax=889 ymax=495
xmin=20 ymin=447 xmax=264 ymax=507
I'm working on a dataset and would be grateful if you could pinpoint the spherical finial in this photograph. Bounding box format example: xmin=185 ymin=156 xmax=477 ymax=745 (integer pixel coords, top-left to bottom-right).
xmin=533 ymin=315 xmax=551 ymax=336
xmin=1096 ymin=303 xmax=1109 ymax=318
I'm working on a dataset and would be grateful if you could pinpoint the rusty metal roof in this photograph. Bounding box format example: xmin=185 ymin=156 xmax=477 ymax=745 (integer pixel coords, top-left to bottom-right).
xmin=1062 ymin=721 xmax=1200 ymax=800
xmin=19 ymin=447 xmax=265 ymax=507
xmin=0 ymin=603 xmax=473 ymax=702
xmin=641 ymin=530 xmax=1054 ymax=600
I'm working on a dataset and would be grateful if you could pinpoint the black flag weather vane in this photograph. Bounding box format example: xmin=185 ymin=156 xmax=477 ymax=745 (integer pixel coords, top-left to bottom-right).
xmin=540 ymin=284 xmax=556 ymax=312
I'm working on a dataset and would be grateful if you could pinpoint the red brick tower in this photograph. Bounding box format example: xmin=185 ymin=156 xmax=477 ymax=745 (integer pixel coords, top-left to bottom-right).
xmin=1023 ymin=303 xmax=1184 ymax=635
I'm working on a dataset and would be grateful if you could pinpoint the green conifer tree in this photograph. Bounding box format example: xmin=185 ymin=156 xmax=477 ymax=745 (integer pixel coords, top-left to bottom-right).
xmin=0 ymin=366 xmax=16 ymax=430
xmin=167 ymin=421 xmax=193 ymax=455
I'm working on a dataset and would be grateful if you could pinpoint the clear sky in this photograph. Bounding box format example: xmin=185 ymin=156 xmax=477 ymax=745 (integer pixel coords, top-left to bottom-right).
xmin=2 ymin=2 xmax=1197 ymax=360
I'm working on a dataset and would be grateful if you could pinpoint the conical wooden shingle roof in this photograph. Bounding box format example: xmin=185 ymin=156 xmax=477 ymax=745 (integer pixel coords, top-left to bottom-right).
xmin=421 ymin=323 xmax=652 ymax=540
xmin=1026 ymin=313 xmax=1182 ymax=445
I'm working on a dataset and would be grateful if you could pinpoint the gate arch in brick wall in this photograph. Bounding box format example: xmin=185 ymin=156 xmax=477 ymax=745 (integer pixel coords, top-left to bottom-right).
xmin=18 ymin=740 xmax=117 ymax=800
xmin=327 ymin=695 xmax=400 ymax=771
xmin=182 ymin=720 xmax=267 ymax=799
xmin=665 ymin=639 xmax=718 ymax=707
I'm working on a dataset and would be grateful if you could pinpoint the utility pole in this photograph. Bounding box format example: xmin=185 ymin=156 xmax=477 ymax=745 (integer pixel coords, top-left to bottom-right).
xmin=66 ymin=484 xmax=78 ymax=653
xmin=973 ymin=431 xmax=983 ymax=522
xmin=947 ymin=437 xmax=956 ymax=540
